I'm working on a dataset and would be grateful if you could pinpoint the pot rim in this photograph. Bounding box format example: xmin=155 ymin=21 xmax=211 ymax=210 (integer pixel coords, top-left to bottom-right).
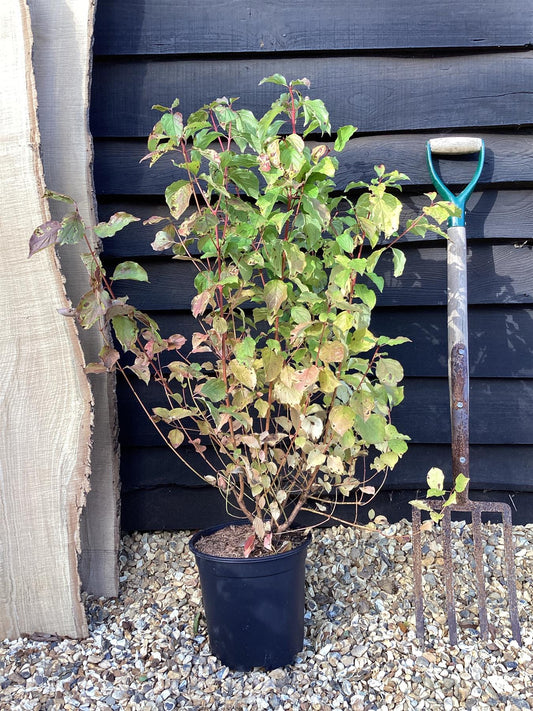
xmin=188 ymin=520 xmax=312 ymax=563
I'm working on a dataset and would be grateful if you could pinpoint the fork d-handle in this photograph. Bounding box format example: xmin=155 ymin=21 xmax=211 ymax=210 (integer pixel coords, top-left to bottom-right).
xmin=426 ymin=137 xmax=485 ymax=227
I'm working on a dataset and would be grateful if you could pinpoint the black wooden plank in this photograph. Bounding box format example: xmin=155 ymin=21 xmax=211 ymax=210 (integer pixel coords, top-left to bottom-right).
xmin=115 ymin=376 xmax=533 ymax=446
xmin=100 ymin=306 xmax=533 ymax=379
xmin=104 ymin=242 xmax=533 ymax=310
xmin=120 ymin=486 xmax=533 ymax=531
xmin=121 ymin=486 xmax=236 ymax=532
xmin=93 ymin=0 xmax=533 ymax=55
xmin=90 ymin=52 xmax=533 ymax=137
xmin=374 ymin=306 xmax=533 ymax=378
xmin=120 ymin=443 xmax=533 ymax=493
xmin=395 ymin=377 xmax=533 ymax=445
xmin=93 ymin=132 xmax=533 ymax=196
xmin=97 ymin=191 xmax=533 ymax=255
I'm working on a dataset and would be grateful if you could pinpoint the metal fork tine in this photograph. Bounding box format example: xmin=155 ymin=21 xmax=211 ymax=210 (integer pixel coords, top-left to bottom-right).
xmin=471 ymin=507 xmax=489 ymax=640
xmin=411 ymin=506 xmax=425 ymax=645
xmin=442 ymin=509 xmax=458 ymax=646
xmin=502 ymin=506 xmax=522 ymax=645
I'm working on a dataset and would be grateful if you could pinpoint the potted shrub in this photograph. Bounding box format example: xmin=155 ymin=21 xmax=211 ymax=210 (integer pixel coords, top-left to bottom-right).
xmin=29 ymin=75 xmax=454 ymax=670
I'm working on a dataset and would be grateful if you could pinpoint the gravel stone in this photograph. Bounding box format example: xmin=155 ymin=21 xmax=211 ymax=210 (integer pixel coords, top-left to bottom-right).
xmin=0 ymin=520 xmax=532 ymax=709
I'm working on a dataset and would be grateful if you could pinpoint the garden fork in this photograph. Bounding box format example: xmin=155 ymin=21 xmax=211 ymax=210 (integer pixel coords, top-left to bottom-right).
xmin=411 ymin=137 xmax=522 ymax=647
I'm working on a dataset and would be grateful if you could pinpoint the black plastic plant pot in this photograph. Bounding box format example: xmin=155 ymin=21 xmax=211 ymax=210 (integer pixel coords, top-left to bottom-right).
xmin=189 ymin=522 xmax=311 ymax=671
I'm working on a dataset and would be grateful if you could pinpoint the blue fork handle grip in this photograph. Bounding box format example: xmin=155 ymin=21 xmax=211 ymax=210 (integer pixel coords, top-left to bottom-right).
xmin=426 ymin=140 xmax=485 ymax=227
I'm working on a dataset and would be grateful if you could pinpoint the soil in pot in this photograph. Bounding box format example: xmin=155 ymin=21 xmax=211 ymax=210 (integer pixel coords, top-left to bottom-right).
xmin=193 ymin=523 xmax=308 ymax=558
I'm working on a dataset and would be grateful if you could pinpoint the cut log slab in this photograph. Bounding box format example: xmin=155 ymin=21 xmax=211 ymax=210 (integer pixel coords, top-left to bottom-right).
xmin=28 ymin=0 xmax=120 ymax=598
xmin=0 ymin=0 xmax=92 ymax=639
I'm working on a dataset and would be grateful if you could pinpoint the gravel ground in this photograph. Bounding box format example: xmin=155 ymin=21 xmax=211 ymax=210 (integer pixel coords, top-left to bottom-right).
xmin=1 ymin=519 xmax=532 ymax=710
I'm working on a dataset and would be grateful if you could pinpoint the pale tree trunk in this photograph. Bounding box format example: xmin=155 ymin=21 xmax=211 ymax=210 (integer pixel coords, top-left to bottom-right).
xmin=28 ymin=0 xmax=120 ymax=597
xmin=0 ymin=0 xmax=92 ymax=639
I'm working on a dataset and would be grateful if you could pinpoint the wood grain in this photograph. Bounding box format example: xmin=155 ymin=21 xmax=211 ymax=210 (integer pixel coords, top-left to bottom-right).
xmin=93 ymin=0 xmax=533 ymax=55
xmin=0 ymin=0 xmax=92 ymax=639
xmin=28 ymin=0 xmax=119 ymax=599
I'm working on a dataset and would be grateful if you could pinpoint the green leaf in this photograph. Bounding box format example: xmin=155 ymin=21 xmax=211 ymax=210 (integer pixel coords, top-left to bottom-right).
xmin=334 ymin=125 xmax=357 ymax=152
xmin=307 ymin=450 xmax=327 ymax=470
xmin=455 ymin=473 xmax=469 ymax=493
xmin=199 ymin=378 xmax=226 ymax=403
xmin=263 ymin=348 xmax=284 ymax=382
xmin=427 ymin=467 xmax=445 ymax=492
xmin=44 ymin=189 xmax=76 ymax=205
xmin=264 ymin=280 xmax=288 ymax=314
xmin=161 ymin=111 xmax=184 ymax=139
xmin=410 ymin=499 xmax=433 ymax=512
xmin=112 ymin=261 xmax=149 ymax=282
xmin=375 ymin=358 xmax=404 ymax=386
xmin=335 ymin=232 xmax=354 ymax=253
xmin=369 ymin=191 xmax=402 ymax=238
xmin=273 ymin=381 xmax=301 ymax=406
xmin=229 ymin=360 xmax=257 ymax=390
xmin=169 ymin=428 xmax=185 ymax=448
xmin=355 ymin=414 xmax=386 ymax=445
xmin=259 ymin=74 xmax=287 ymax=87
xmin=111 ymin=315 xmax=138 ymax=350
xmin=255 ymin=399 xmax=269 ymax=418
xmin=235 ymin=336 xmax=256 ymax=363
xmin=58 ymin=211 xmax=85 ymax=245
xmin=318 ymin=341 xmax=345 ymax=364
xmin=165 ymin=180 xmax=193 ymax=220
xmin=94 ymin=212 xmax=140 ymax=239
xmin=77 ymin=290 xmax=111 ymax=329
xmin=392 ymin=248 xmax=406 ymax=277
xmin=329 ymin=406 xmax=355 ymax=436
xmin=229 ymin=168 xmax=259 ymax=198
xmin=291 ymin=305 xmax=311 ymax=324
xmin=153 ymin=407 xmax=191 ymax=421
xmin=319 ymin=367 xmax=340 ymax=394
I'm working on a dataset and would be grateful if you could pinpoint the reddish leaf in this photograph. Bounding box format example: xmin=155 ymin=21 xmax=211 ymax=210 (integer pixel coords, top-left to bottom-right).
xmin=77 ymin=290 xmax=111 ymax=329
xmin=243 ymin=533 xmax=256 ymax=558
xmin=28 ymin=220 xmax=61 ymax=257
xmin=56 ymin=307 xmax=77 ymax=317
xmin=99 ymin=345 xmax=120 ymax=369
xmin=191 ymin=438 xmax=207 ymax=454
xmin=167 ymin=334 xmax=187 ymax=350
xmin=191 ymin=290 xmax=211 ymax=317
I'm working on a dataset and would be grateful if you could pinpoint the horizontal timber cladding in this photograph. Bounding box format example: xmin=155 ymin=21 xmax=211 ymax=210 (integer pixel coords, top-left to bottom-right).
xmin=120 ymin=486 xmax=533 ymax=532
xmin=105 ymin=242 xmax=533 ymax=309
xmin=90 ymin=52 xmax=533 ymax=138
xmin=98 ymin=190 xmax=533 ymax=252
xmin=115 ymin=376 xmax=533 ymax=446
xmin=119 ymin=443 xmax=533 ymax=493
xmin=93 ymin=132 xmax=533 ymax=196
xmin=110 ymin=306 xmax=533 ymax=379
xmin=93 ymin=0 xmax=533 ymax=55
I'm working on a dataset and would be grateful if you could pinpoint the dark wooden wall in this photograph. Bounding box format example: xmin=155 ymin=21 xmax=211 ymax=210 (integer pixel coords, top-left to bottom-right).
xmin=91 ymin=1 xmax=533 ymax=529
